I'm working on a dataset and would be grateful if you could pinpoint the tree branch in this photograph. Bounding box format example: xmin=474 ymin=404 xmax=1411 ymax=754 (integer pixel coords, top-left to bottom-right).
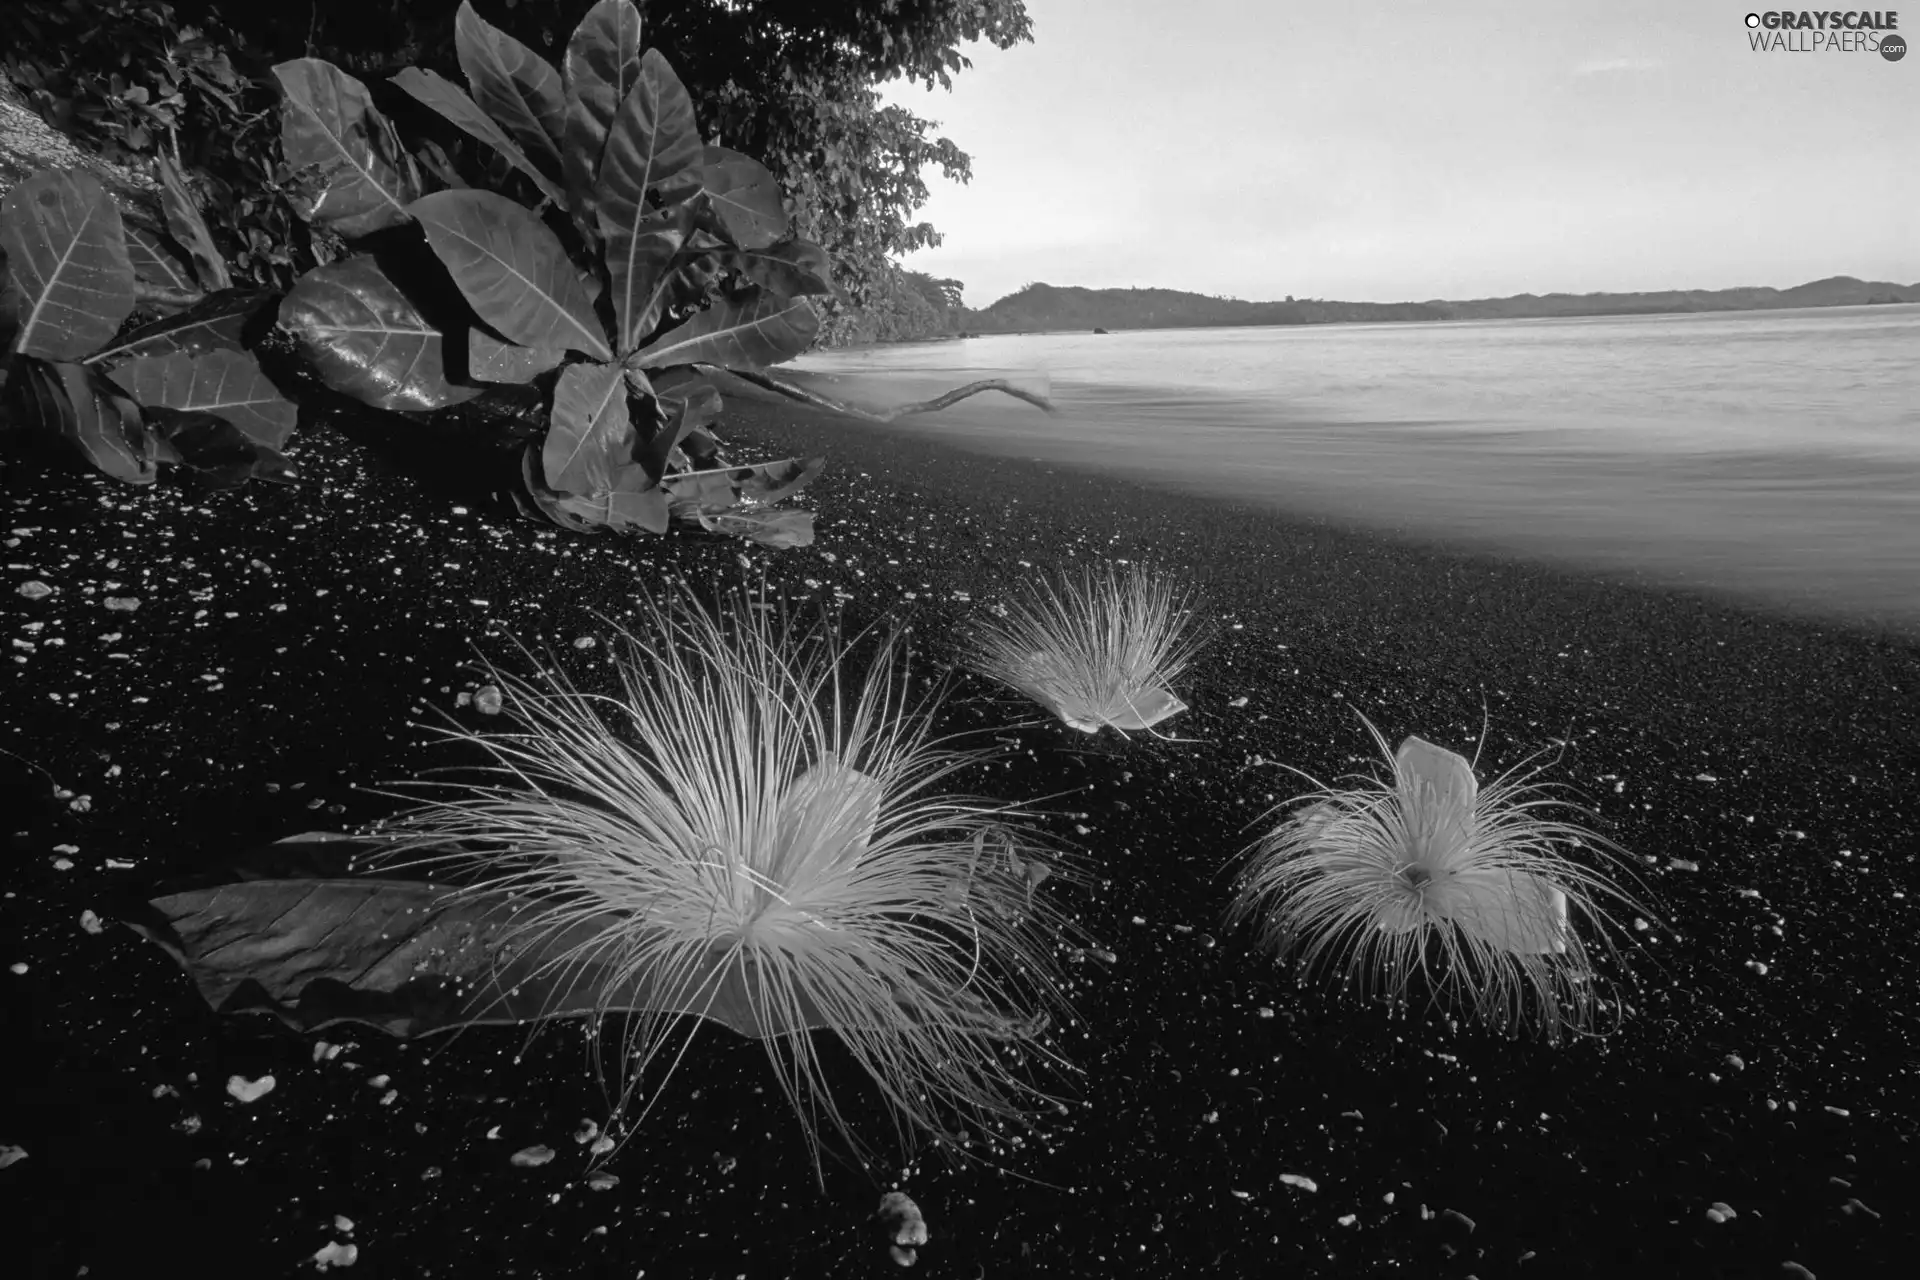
xmin=705 ymin=365 xmax=1057 ymax=422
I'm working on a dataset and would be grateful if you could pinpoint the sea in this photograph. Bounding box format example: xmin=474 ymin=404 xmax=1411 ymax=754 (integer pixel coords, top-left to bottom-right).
xmin=789 ymin=304 xmax=1920 ymax=633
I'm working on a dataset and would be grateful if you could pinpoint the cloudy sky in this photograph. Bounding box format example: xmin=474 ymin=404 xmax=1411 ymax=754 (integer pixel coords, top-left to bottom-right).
xmin=879 ymin=0 xmax=1919 ymax=308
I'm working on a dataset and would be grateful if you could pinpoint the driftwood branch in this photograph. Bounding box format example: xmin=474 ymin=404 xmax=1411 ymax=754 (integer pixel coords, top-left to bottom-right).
xmin=705 ymin=365 xmax=1058 ymax=422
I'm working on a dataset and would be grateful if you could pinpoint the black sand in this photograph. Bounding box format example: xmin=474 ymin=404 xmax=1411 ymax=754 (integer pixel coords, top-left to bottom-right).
xmin=5 ymin=393 xmax=1917 ymax=1278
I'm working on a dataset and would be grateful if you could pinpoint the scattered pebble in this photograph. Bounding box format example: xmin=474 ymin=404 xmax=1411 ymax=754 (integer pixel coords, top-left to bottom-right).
xmin=510 ymin=1145 xmax=555 ymax=1167
xmin=474 ymin=685 xmax=504 ymax=715
xmin=573 ymin=1119 xmax=600 ymax=1145
xmin=79 ymin=909 xmax=103 ymax=935
xmin=1278 ymin=1173 xmax=1318 ymax=1192
xmin=878 ymin=1191 xmax=928 ymax=1267
xmin=103 ymin=596 xmax=141 ymax=612
xmin=227 ymin=1074 xmax=276 ymax=1103
xmin=17 ymin=581 xmax=53 ymax=599
xmin=1746 ymin=960 xmax=1769 ymax=976
xmin=311 ymin=1240 xmax=358 ymax=1270
xmin=586 ymin=1171 xmax=620 ymax=1191
xmin=1705 ymin=1201 xmax=1737 ymax=1223
xmin=9 ymin=962 xmax=26 ymax=975
xmin=1227 ymin=696 xmax=1248 ymax=707
xmin=0 ymin=1144 xmax=27 ymax=1169
xmin=334 ymin=1216 xmax=355 ymax=1234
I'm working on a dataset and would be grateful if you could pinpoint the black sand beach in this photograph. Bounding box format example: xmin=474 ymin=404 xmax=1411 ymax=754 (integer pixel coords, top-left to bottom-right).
xmin=5 ymin=393 xmax=1917 ymax=1278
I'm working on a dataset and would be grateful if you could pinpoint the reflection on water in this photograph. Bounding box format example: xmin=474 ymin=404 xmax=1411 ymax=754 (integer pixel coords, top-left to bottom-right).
xmin=792 ymin=306 xmax=1920 ymax=633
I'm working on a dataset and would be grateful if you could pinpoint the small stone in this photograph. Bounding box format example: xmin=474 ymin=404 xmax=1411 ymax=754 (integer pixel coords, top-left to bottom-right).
xmin=311 ymin=1240 xmax=358 ymax=1270
xmin=878 ymin=1191 xmax=928 ymax=1267
xmin=474 ymin=685 xmax=504 ymax=715
xmin=1278 ymin=1173 xmax=1318 ymax=1192
xmin=79 ymin=909 xmax=103 ymax=935
xmin=586 ymin=1171 xmax=620 ymax=1191
xmin=1705 ymin=1201 xmax=1737 ymax=1223
xmin=227 ymin=1074 xmax=276 ymax=1103
xmin=17 ymin=581 xmax=53 ymax=600
xmin=103 ymin=596 xmax=141 ymax=612
xmin=573 ymin=636 xmax=597 ymax=649
xmin=0 ymin=1145 xmax=27 ymax=1169
xmin=510 ymin=1144 xmax=555 ymax=1167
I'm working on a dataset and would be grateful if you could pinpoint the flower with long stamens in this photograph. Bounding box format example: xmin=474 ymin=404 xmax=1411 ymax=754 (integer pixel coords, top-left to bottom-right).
xmin=966 ymin=562 xmax=1202 ymax=736
xmin=1228 ymin=714 xmax=1648 ymax=1038
xmin=372 ymin=583 xmax=1077 ymax=1173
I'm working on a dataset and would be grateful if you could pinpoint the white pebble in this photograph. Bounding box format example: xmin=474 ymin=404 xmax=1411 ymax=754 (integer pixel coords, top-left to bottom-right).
xmin=227 ymin=1074 xmax=276 ymax=1103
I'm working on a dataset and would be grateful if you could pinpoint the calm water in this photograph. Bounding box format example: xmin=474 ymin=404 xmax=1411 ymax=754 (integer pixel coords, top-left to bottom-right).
xmin=792 ymin=305 xmax=1920 ymax=632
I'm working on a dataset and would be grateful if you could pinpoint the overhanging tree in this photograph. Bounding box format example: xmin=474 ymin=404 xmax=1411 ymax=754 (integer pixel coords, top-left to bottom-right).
xmin=176 ymin=0 xmax=1031 ymax=322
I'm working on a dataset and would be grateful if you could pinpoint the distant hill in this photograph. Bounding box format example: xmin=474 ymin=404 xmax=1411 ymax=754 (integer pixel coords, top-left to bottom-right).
xmin=958 ymin=276 xmax=1920 ymax=334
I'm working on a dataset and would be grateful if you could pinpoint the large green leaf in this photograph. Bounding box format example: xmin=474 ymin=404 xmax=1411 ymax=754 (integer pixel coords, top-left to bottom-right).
xmin=543 ymin=359 xmax=630 ymax=493
xmin=89 ymin=290 xmax=277 ymax=365
xmin=106 ymin=349 xmax=297 ymax=449
xmin=123 ymin=225 xmax=204 ymax=310
xmin=0 ymin=171 xmax=136 ymax=360
xmin=8 ymin=358 xmax=158 ymax=483
xmin=596 ymin=50 xmax=701 ymax=259
xmin=561 ymin=0 xmax=644 ymax=236
xmin=123 ymin=834 xmax=860 ymax=1040
xmin=627 ymin=290 xmax=818 ymax=370
xmin=154 ymin=151 xmax=231 ymax=292
xmin=279 ymin=256 xmax=480 ymax=412
xmin=601 ymin=201 xmax=694 ymax=357
xmin=273 ymin=59 xmax=421 ymax=237
xmin=146 ymin=408 xmax=297 ymax=489
xmin=410 ymin=190 xmax=611 ymax=360
xmin=391 ymin=66 xmax=566 ymax=210
xmin=698 ymin=147 xmax=789 ymax=250
xmin=726 ymin=238 xmax=836 ymax=300
xmin=454 ymin=0 xmax=565 ymax=175
xmin=467 ymin=329 xmax=566 ymax=384
xmin=636 ymin=377 xmax=720 ymax=478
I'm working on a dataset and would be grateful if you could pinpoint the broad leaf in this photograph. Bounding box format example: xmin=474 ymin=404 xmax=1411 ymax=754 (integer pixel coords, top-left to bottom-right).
xmin=636 ymin=379 xmax=720 ymax=478
xmin=411 ymin=190 xmax=611 ymax=360
xmin=543 ymin=359 xmax=630 ymax=493
xmin=597 ymin=49 xmax=700 ymax=240
xmin=10 ymin=358 xmax=158 ymax=483
xmin=154 ymin=152 xmax=231 ymax=291
xmin=1 ymin=171 xmax=136 ymax=360
xmin=628 ymin=290 xmax=818 ymax=370
xmin=562 ymin=0 xmax=644 ymax=236
xmin=601 ymin=201 xmax=694 ymax=356
xmin=519 ymin=441 xmax=599 ymax=533
xmin=698 ymin=147 xmax=788 ymax=249
xmin=107 ymin=349 xmax=297 ymax=449
xmin=468 ymin=329 xmax=566 ymax=384
xmin=279 ymin=256 xmax=481 ymax=412
xmin=274 ymin=58 xmax=421 ymax=237
xmin=727 ymin=238 xmax=836 ymax=299
xmin=89 ymin=289 xmax=277 ymax=365
xmin=124 ymin=846 xmax=860 ymax=1041
xmin=454 ymin=0 xmax=565 ymax=175
xmin=697 ymin=507 xmax=815 ymax=549
xmin=558 ymin=483 xmax=669 ymax=534
xmin=391 ymin=66 xmax=566 ymax=210
xmin=147 ymin=407 xmax=296 ymax=487
xmin=123 ymin=225 xmax=203 ymax=310
xmin=662 ymin=456 xmax=823 ymax=516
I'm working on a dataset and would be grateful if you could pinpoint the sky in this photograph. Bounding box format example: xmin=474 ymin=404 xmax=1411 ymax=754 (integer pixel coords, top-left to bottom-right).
xmin=877 ymin=0 xmax=1920 ymax=308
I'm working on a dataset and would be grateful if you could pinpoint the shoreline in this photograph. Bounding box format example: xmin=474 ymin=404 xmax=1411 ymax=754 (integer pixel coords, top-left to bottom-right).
xmin=6 ymin=395 xmax=1916 ymax=1276
xmin=815 ymin=297 xmax=1920 ymax=350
